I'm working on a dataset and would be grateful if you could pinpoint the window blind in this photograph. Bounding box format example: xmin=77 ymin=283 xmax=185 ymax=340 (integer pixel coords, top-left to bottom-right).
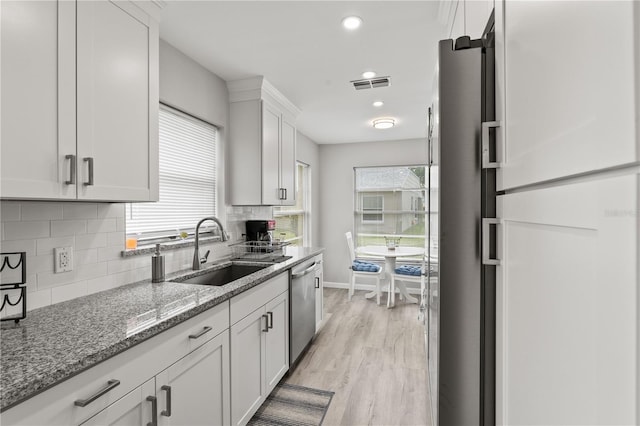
xmin=126 ymin=105 xmax=217 ymax=236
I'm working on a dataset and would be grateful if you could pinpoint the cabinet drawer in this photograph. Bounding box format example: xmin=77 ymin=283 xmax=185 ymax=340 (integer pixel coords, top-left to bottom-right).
xmin=2 ymin=301 xmax=229 ymax=426
xmin=230 ymin=272 xmax=288 ymax=325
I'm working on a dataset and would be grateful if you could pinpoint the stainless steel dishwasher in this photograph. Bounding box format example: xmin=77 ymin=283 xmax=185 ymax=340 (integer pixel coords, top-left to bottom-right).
xmin=290 ymin=256 xmax=321 ymax=366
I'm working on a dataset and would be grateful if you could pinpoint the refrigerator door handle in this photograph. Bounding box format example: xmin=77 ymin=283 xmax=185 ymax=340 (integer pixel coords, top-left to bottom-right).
xmin=481 ymin=121 xmax=501 ymax=169
xmin=482 ymin=218 xmax=501 ymax=265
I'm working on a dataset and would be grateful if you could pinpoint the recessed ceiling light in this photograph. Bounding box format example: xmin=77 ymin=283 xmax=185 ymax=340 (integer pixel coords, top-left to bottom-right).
xmin=373 ymin=118 xmax=395 ymax=129
xmin=342 ymin=16 xmax=362 ymax=30
xmin=362 ymin=71 xmax=376 ymax=79
xmin=372 ymin=101 xmax=384 ymax=107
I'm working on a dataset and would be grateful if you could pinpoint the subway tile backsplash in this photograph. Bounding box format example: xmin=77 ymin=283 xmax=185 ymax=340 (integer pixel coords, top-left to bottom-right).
xmin=0 ymin=201 xmax=252 ymax=314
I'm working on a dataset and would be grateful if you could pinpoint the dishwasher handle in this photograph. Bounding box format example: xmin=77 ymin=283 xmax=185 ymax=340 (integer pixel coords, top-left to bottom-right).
xmin=291 ymin=261 xmax=320 ymax=279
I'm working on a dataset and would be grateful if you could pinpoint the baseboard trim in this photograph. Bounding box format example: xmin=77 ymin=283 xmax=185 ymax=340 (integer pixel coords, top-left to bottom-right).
xmin=323 ymin=281 xmax=420 ymax=295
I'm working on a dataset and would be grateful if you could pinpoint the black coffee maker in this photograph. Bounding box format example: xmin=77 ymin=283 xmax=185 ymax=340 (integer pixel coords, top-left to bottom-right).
xmin=245 ymin=220 xmax=276 ymax=242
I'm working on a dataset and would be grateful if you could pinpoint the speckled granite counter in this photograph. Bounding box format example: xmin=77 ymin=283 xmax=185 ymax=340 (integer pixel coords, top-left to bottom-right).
xmin=0 ymin=246 xmax=323 ymax=412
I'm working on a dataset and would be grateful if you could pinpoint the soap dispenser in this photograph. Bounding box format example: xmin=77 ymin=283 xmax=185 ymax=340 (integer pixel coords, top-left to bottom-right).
xmin=151 ymin=244 xmax=165 ymax=283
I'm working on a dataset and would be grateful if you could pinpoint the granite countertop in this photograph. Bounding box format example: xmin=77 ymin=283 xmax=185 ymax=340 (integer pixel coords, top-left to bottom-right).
xmin=0 ymin=246 xmax=324 ymax=412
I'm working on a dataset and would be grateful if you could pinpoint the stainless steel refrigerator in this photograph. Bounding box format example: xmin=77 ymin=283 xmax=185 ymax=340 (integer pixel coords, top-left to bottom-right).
xmin=426 ymin=14 xmax=497 ymax=426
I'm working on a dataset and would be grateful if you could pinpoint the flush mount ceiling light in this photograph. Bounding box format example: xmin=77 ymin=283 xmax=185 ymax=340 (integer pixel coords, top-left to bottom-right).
xmin=342 ymin=16 xmax=363 ymax=30
xmin=373 ymin=118 xmax=395 ymax=129
xmin=372 ymin=100 xmax=384 ymax=107
xmin=362 ymin=71 xmax=376 ymax=79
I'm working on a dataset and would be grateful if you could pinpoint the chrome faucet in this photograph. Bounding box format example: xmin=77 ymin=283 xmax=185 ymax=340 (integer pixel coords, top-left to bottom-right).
xmin=192 ymin=217 xmax=229 ymax=270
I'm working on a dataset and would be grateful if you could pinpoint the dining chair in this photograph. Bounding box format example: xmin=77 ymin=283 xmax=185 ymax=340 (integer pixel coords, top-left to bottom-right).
xmin=389 ymin=256 xmax=426 ymax=308
xmin=345 ymin=231 xmax=385 ymax=304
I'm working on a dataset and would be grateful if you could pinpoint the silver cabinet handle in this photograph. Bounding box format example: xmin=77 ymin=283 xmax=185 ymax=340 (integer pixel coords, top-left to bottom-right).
xmin=146 ymin=395 xmax=157 ymax=426
xmin=188 ymin=326 xmax=212 ymax=339
xmin=160 ymin=385 xmax=172 ymax=417
xmin=83 ymin=157 xmax=94 ymax=186
xmin=482 ymin=218 xmax=501 ymax=265
xmin=278 ymin=188 xmax=286 ymax=200
xmin=65 ymin=154 xmax=76 ymax=185
xmin=267 ymin=311 xmax=273 ymax=329
xmin=262 ymin=314 xmax=269 ymax=332
xmin=481 ymin=121 xmax=501 ymax=169
xmin=74 ymin=379 xmax=120 ymax=407
xmin=315 ymin=276 xmax=320 ymax=289
xmin=283 ymin=188 xmax=287 ymax=200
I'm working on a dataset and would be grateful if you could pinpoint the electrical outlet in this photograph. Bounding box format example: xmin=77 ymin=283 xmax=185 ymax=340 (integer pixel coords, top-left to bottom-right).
xmin=54 ymin=246 xmax=73 ymax=273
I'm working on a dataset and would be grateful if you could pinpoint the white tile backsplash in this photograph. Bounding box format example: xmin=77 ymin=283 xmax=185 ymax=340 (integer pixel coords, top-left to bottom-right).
xmin=97 ymin=203 xmax=125 ymax=219
xmin=21 ymin=203 xmax=63 ymax=221
xmin=1 ymin=202 xmax=21 ymax=221
xmin=36 ymin=236 xmax=75 ymax=256
xmin=3 ymin=221 xmax=50 ymax=240
xmin=51 ymin=219 xmax=88 ymax=237
xmin=75 ymin=233 xmax=108 ymax=250
xmin=1 ymin=201 xmax=243 ymax=311
xmin=87 ymin=218 xmax=117 ymax=234
xmin=51 ymin=281 xmax=88 ymax=304
xmin=63 ymin=203 xmax=98 ymax=220
xmin=0 ymin=239 xmax=36 ymax=256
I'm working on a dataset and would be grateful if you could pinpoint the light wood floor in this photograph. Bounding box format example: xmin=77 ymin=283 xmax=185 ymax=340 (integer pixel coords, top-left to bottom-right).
xmin=285 ymin=288 xmax=432 ymax=426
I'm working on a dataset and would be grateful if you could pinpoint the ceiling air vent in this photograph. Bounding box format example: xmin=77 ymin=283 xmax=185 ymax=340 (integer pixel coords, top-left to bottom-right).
xmin=351 ymin=76 xmax=391 ymax=90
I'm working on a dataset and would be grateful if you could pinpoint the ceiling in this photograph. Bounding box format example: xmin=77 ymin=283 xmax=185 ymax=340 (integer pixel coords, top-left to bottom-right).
xmin=159 ymin=1 xmax=448 ymax=144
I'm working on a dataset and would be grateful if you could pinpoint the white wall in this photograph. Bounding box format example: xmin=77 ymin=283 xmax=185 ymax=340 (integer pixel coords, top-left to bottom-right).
xmin=318 ymin=138 xmax=428 ymax=284
xmin=0 ymin=40 xmax=233 ymax=311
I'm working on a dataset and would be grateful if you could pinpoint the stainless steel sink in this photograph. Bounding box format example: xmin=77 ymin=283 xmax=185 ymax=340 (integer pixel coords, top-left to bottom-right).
xmin=172 ymin=264 xmax=267 ymax=286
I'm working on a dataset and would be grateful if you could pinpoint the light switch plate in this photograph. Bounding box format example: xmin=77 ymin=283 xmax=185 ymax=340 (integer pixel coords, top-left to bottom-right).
xmin=54 ymin=246 xmax=73 ymax=273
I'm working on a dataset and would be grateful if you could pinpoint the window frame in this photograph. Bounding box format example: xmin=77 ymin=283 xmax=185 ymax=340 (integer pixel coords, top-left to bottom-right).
xmin=361 ymin=194 xmax=384 ymax=224
xmin=125 ymin=104 xmax=221 ymax=246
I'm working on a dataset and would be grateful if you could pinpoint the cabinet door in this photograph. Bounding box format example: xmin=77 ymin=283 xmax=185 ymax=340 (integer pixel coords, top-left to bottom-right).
xmin=496 ymin=171 xmax=639 ymax=425
xmin=264 ymin=292 xmax=289 ymax=393
xmin=262 ymin=101 xmax=281 ymax=205
xmin=315 ymin=266 xmax=324 ymax=332
xmin=230 ymin=307 xmax=267 ymax=426
xmin=80 ymin=379 xmax=155 ymax=426
xmin=0 ymin=0 xmax=76 ymax=199
xmin=496 ymin=1 xmax=638 ymax=190
xmin=156 ymin=330 xmax=230 ymax=426
xmin=279 ymin=117 xmax=297 ymax=206
xmin=76 ymin=0 xmax=158 ymax=201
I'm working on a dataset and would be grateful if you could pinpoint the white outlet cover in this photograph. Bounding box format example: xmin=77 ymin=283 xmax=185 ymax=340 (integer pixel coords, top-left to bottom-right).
xmin=54 ymin=246 xmax=73 ymax=273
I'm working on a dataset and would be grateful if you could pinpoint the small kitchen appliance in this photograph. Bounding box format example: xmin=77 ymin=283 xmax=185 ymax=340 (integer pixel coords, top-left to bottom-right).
xmin=245 ymin=220 xmax=276 ymax=242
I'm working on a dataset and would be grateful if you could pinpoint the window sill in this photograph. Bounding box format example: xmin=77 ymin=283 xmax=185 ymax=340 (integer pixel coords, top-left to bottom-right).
xmin=121 ymin=235 xmax=223 ymax=257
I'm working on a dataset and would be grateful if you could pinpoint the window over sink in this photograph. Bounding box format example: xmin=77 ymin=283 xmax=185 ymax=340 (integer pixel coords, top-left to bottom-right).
xmin=125 ymin=104 xmax=219 ymax=245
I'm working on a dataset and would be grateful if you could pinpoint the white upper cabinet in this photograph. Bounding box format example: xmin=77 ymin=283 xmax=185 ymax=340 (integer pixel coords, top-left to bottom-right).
xmin=0 ymin=0 xmax=159 ymax=202
xmin=227 ymin=77 xmax=300 ymax=206
xmin=495 ymin=1 xmax=639 ymax=190
xmin=76 ymin=1 xmax=159 ymax=201
xmin=1 ymin=1 xmax=76 ymax=200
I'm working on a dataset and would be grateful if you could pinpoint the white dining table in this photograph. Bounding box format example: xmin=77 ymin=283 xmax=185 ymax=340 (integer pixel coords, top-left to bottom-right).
xmin=356 ymin=245 xmax=424 ymax=307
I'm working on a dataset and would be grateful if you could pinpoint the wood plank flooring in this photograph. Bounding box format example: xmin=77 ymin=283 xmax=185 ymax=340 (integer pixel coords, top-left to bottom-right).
xmin=285 ymin=288 xmax=432 ymax=426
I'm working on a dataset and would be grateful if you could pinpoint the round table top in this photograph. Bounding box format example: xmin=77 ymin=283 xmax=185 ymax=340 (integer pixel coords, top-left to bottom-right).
xmin=357 ymin=245 xmax=424 ymax=258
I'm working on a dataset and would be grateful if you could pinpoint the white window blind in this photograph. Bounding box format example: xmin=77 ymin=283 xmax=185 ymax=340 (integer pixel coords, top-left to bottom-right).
xmin=126 ymin=105 xmax=217 ymax=237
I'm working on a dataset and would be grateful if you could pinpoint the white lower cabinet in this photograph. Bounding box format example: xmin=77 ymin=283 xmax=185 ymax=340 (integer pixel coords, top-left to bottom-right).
xmin=230 ymin=273 xmax=289 ymax=426
xmin=156 ymin=330 xmax=230 ymax=426
xmin=80 ymin=379 xmax=156 ymax=426
xmin=496 ymin=171 xmax=639 ymax=425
